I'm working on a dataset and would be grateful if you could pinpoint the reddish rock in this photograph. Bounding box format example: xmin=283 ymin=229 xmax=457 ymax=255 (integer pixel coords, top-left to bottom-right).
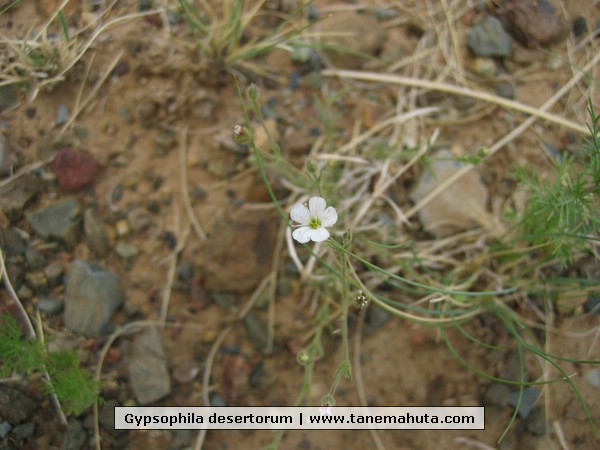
xmin=50 ymin=148 xmax=100 ymax=192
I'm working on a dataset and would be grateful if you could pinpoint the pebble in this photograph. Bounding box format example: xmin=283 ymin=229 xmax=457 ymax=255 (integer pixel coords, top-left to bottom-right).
xmin=84 ymin=208 xmax=109 ymax=257
xmin=127 ymin=206 xmax=153 ymax=232
xmin=0 ymin=421 xmax=11 ymax=438
xmin=467 ymin=16 xmax=513 ymax=57
xmin=115 ymin=219 xmax=130 ymax=237
xmin=410 ymin=150 xmax=490 ymax=237
xmin=0 ymin=228 xmax=27 ymax=255
xmin=483 ymin=383 xmax=511 ymax=406
xmin=584 ymin=297 xmax=600 ymax=315
xmin=172 ymin=361 xmax=200 ymax=384
xmin=24 ymin=271 xmax=47 ymax=291
xmin=572 ymin=16 xmax=588 ymax=38
xmin=44 ymin=261 xmax=64 ymax=286
xmin=495 ymin=81 xmax=515 ymax=99
xmin=508 ymin=387 xmax=540 ymax=418
xmin=26 ymin=198 xmax=82 ymax=247
xmin=38 ymin=297 xmax=65 ymax=315
xmin=526 ymin=407 xmax=547 ymax=436
xmin=60 ymin=420 xmax=87 ymax=450
xmin=25 ymin=246 xmax=46 ymax=269
xmin=0 ymin=385 xmax=36 ymax=424
xmin=470 ymin=57 xmax=497 ymax=78
xmin=0 ymin=133 xmax=15 ymax=177
xmin=584 ymin=368 xmax=600 ymax=390
xmin=243 ymin=313 xmax=269 ymax=352
xmin=11 ymin=422 xmax=35 ymax=440
xmin=0 ymin=174 xmax=43 ymax=221
xmin=365 ymin=305 xmax=390 ymax=332
xmin=153 ymin=130 xmax=177 ymax=156
xmin=504 ymin=0 xmax=568 ymax=47
xmin=116 ymin=242 xmax=139 ymax=259
xmin=0 ymin=85 xmax=18 ymax=111
xmin=128 ymin=327 xmax=171 ymax=404
xmin=50 ymin=148 xmax=100 ymax=193
xmin=63 ymin=260 xmax=125 ymax=336
xmin=55 ymin=104 xmax=70 ymax=126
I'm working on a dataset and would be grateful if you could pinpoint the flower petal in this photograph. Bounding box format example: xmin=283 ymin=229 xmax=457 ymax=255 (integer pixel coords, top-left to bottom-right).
xmin=292 ymin=226 xmax=312 ymax=243
xmin=290 ymin=202 xmax=310 ymax=225
xmin=309 ymin=227 xmax=330 ymax=242
xmin=308 ymin=196 xmax=326 ymax=217
xmin=320 ymin=206 xmax=338 ymax=227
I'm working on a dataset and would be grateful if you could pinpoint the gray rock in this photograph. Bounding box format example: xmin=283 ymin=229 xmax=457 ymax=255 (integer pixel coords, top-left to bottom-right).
xmin=128 ymin=327 xmax=171 ymax=404
xmin=44 ymin=260 xmax=64 ymax=286
xmin=508 ymin=387 xmax=540 ymax=419
xmin=63 ymin=260 xmax=124 ymax=336
xmin=366 ymin=305 xmax=390 ymax=331
xmin=584 ymin=368 xmax=600 ymax=389
xmin=0 ymin=421 xmax=11 ymax=438
xmin=0 ymin=175 xmax=43 ymax=221
xmin=0 ymin=228 xmax=27 ymax=255
xmin=55 ymin=104 xmax=70 ymax=126
xmin=495 ymin=81 xmax=515 ymax=99
xmin=467 ymin=16 xmax=513 ymax=57
xmin=243 ymin=313 xmax=269 ymax=352
xmin=11 ymin=422 xmax=35 ymax=440
xmin=483 ymin=383 xmax=511 ymax=406
xmin=0 ymin=385 xmax=36 ymax=424
xmin=26 ymin=198 xmax=82 ymax=247
xmin=38 ymin=297 xmax=64 ymax=315
xmin=526 ymin=407 xmax=547 ymax=436
xmin=83 ymin=208 xmax=109 ymax=257
xmin=0 ymin=85 xmax=18 ymax=111
xmin=60 ymin=420 xmax=86 ymax=450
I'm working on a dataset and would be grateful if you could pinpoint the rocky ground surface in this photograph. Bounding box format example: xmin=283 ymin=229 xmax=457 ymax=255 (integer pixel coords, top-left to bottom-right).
xmin=0 ymin=1 xmax=599 ymax=449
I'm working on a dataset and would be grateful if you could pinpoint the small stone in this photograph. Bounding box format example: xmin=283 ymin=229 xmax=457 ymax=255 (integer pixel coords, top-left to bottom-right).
xmin=117 ymin=106 xmax=133 ymax=124
xmin=0 ymin=85 xmax=18 ymax=111
xmin=526 ymin=407 xmax=547 ymax=436
xmin=115 ymin=219 xmax=130 ymax=237
xmin=243 ymin=313 xmax=269 ymax=352
xmin=504 ymin=0 xmax=568 ymax=47
xmin=572 ymin=16 xmax=588 ymax=38
xmin=495 ymin=81 xmax=515 ymax=99
xmin=0 ymin=385 xmax=36 ymax=424
xmin=483 ymin=383 xmax=511 ymax=406
xmin=127 ymin=207 xmax=153 ymax=232
xmin=0 ymin=228 xmax=27 ymax=255
xmin=84 ymin=208 xmax=109 ymax=257
xmin=366 ymin=305 xmax=390 ymax=331
xmin=63 ymin=260 xmax=125 ymax=336
xmin=153 ymin=130 xmax=177 ymax=156
xmin=584 ymin=297 xmax=600 ymax=315
xmin=410 ymin=150 xmax=492 ymax=237
xmin=172 ymin=361 xmax=200 ymax=384
xmin=508 ymin=387 xmax=541 ymax=419
xmin=25 ymin=271 xmax=47 ymax=291
xmin=0 ymin=421 xmax=11 ymax=438
xmin=25 ymin=246 xmax=46 ymax=269
xmin=61 ymin=420 xmax=87 ymax=450
xmin=11 ymin=422 xmax=35 ymax=440
xmin=38 ymin=297 xmax=64 ymax=315
xmin=50 ymin=148 xmax=100 ymax=193
xmin=44 ymin=261 xmax=64 ymax=286
xmin=0 ymin=174 xmax=43 ymax=221
xmin=26 ymin=198 xmax=82 ymax=247
xmin=128 ymin=327 xmax=171 ymax=404
xmin=470 ymin=57 xmax=497 ymax=78
xmin=467 ymin=16 xmax=513 ymax=57
xmin=584 ymin=368 xmax=600 ymax=390
xmin=17 ymin=285 xmax=33 ymax=300
xmin=55 ymin=104 xmax=70 ymax=126
xmin=116 ymin=242 xmax=139 ymax=259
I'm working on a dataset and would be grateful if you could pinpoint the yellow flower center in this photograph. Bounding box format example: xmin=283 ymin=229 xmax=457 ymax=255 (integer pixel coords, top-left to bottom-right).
xmin=309 ymin=217 xmax=322 ymax=229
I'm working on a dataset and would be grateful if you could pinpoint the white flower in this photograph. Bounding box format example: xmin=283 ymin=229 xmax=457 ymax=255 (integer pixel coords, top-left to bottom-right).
xmin=319 ymin=404 xmax=333 ymax=416
xmin=290 ymin=196 xmax=338 ymax=243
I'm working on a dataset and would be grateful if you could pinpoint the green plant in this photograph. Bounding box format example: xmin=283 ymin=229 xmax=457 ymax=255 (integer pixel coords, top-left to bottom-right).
xmin=515 ymin=101 xmax=600 ymax=267
xmin=177 ymin=0 xmax=315 ymax=81
xmin=0 ymin=313 xmax=101 ymax=416
xmin=236 ymin=84 xmax=600 ymax=449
